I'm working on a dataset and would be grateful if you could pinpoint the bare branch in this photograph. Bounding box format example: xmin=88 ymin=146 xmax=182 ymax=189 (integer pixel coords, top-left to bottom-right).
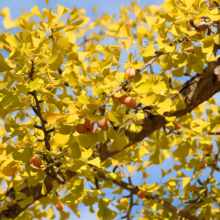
xmin=34 ymin=124 xmax=43 ymax=130
xmin=46 ymin=128 xmax=55 ymax=134
xmin=189 ymin=20 xmax=216 ymax=35
xmin=139 ymin=52 xmax=163 ymax=72
xmin=209 ymin=132 xmax=220 ymax=135
xmin=28 ymin=60 xmax=34 ymax=81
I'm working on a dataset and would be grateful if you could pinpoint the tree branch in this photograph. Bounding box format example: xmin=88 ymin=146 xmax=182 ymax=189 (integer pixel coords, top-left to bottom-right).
xmin=96 ymin=170 xmax=198 ymax=220
xmin=185 ymin=144 xmax=220 ymax=213
xmin=189 ymin=20 xmax=215 ymax=34
xmin=1 ymin=34 xmax=220 ymax=220
xmin=92 ymin=60 xmax=220 ymax=161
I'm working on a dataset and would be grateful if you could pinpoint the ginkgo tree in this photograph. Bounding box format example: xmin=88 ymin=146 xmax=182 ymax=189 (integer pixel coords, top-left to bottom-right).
xmin=1 ymin=0 xmax=220 ymax=219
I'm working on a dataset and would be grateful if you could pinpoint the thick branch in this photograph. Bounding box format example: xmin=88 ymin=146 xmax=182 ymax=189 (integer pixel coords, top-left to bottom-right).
xmin=93 ymin=61 xmax=220 ymax=161
xmin=0 ymin=174 xmax=54 ymax=219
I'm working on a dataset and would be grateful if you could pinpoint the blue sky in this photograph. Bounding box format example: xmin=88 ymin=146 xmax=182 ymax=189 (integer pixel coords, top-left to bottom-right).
xmin=0 ymin=0 xmax=163 ymax=20
xmin=1 ymin=0 xmax=220 ymax=219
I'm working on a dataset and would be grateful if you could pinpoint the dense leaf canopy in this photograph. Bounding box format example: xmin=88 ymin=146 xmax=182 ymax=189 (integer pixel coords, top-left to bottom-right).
xmin=1 ymin=0 xmax=220 ymax=219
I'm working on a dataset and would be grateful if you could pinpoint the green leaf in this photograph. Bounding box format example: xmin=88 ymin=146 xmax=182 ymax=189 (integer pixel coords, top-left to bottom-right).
xmin=107 ymin=110 xmax=123 ymax=125
xmin=17 ymin=196 xmax=34 ymax=208
xmin=173 ymin=53 xmax=189 ymax=67
xmin=14 ymin=84 xmax=30 ymax=93
xmin=68 ymin=142 xmax=81 ymax=159
xmin=13 ymin=146 xmax=33 ymax=163
xmin=46 ymin=207 xmax=55 ymax=219
xmin=149 ymin=200 xmax=163 ymax=212
xmin=0 ymin=53 xmax=12 ymax=72
xmin=161 ymin=168 xmax=172 ymax=179
xmin=15 ymin=192 xmax=27 ymax=201
xmin=86 ymin=109 xmax=102 ymax=122
xmin=172 ymin=67 xmax=184 ymax=77
xmin=201 ymin=36 xmax=214 ymax=53
xmin=111 ymin=132 xmax=129 ymax=151
xmin=79 ymin=132 xmax=98 ymax=148
xmin=60 ymin=210 xmax=70 ymax=220
xmin=191 ymin=59 xmax=204 ymax=74
xmin=149 ymin=145 xmax=163 ymax=164
xmin=97 ymin=200 xmax=118 ymax=220
xmin=47 ymin=51 xmax=63 ymax=71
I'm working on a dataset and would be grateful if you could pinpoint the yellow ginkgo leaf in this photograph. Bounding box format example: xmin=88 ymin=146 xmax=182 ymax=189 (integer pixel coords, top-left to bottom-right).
xmin=142 ymin=44 xmax=155 ymax=57
xmin=119 ymin=24 xmax=131 ymax=38
xmin=120 ymin=38 xmax=133 ymax=53
xmin=140 ymin=93 xmax=157 ymax=106
xmin=47 ymin=113 xmax=66 ymax=125
xmin=182 ymin=177 xmax=191 ymax=189
xmin=0 ymin=53 xmax=12 ymax=72
xmin=55 ymin=133 xmax=70 ymax=145
xmin=57 ymin=4 xmax=71 ymax=17
xmin=3 ymin=18 xmax=16 ymax=30
xmin=47 ymin=51 xmax=63 ymax=71
xmin=30 ymin=5 xmax=45 ymax=20
xmin=88 ymin=157 xmax=101 ymax=168
xmin=184 ymin=0 xmax=194 ymax=9
xmin=0 ymin=139 xmax=7 ymax=151
xmin=0 ymin=7 xmax=11 ymax=18
xmin=68 ymin=104 xmax=85 ymax=116
xmin=201 ymin=36 xmax=214 ymax=53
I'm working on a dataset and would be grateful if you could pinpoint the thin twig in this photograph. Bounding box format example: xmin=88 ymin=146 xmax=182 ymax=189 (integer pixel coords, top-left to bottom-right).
xmin=95 ymin=177 xmax=99 ymax=189
xmin=138 ymin=52 xmax=163 ymax=72
xmin=186 ymin=145 xmax=220 ymax=212
xmin=46 ymin=128 xmax=55 ymax=134
xmin=97 ymin=170 xmax=198 ymax=220
xmin=203 ymin=146 xmax=220 ymax=188
xmin=34 ymin=124 xmax=43 ymax=130
xmin=113 ymin=166 xmax=118 ymax=173
xmin=92 ymin=79 xmax=131 ymax=114
xmin=127 ymin=177 xmax=134 ymax=220
xmin=29 ymin=60 xmax=34 ymax=81
xmin=209 ymin=132 xmax=220 ymax=135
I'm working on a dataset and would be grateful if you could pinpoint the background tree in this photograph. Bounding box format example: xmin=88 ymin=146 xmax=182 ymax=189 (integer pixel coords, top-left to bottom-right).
xmin=0 ymin=0 xmax=220 ymax=219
